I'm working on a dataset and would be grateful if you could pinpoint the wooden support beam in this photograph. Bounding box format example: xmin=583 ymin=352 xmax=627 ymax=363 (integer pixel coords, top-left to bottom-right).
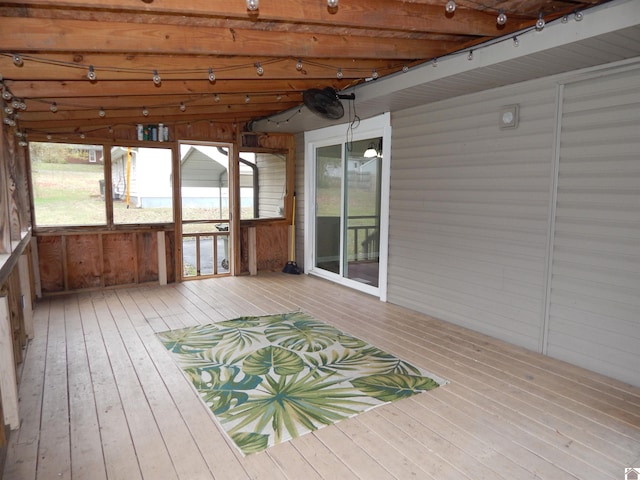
xmin=0 ymin=17 xmax=460 ymax=59
xmin=0 ymin=294 xmax=20 ymax=430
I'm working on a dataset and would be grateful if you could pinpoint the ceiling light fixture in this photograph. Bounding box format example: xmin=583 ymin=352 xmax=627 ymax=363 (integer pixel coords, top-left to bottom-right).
xmin=497 ymin=10 xmax=507 ymax=25
xmin=536 ymin=12 xmax=545 ymax=31
xmin=208 ymin=67 xmax=216 ymax=82
xmin=152 ymin=70 xmax=161 ymax=85
xmin=445 ymin=0 xmax=456 ymax=14
xmin=246 ymin=0 xmax=258 ymax=11
xmin=364 ymin=143 xmax=378 ymax=158
xmin=87 ymin=65 xmax=97 ymax=81
xmin=12 ymin=54 xmax=23 ymax=67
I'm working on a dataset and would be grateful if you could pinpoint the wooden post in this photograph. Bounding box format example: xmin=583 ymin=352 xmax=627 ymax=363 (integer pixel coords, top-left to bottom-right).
xmin=0 ymin=294 xmax=20 ymax=430
xmin=18 ymin=253 xmax=34 ymax=338
xmin=248 ymin=227 xmax=257 ymax=276
xmin=157 ymin=231 xmax=167 ymax=285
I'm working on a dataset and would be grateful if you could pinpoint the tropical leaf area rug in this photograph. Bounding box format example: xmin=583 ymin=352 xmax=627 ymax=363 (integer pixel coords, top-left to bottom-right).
xmin=156 ymin=311 xmax=448 ymax=455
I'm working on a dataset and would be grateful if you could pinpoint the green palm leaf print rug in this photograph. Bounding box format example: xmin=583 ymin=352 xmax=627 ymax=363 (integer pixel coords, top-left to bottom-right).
xmin=156 ymin=311 xmax=447 ymax=455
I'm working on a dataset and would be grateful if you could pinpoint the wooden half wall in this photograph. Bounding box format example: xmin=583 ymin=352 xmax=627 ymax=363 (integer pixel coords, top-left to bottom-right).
xmin=36 ymin=229 xmax=175 ymax=294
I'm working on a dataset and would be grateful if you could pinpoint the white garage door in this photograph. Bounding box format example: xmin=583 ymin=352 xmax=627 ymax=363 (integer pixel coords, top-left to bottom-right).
xmin=547 ymin=64 xmax=640 ymax=386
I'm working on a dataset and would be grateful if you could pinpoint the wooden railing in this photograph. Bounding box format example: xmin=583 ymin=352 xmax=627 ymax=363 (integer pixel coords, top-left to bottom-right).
xmin=346 ymin=215 xmax=379 ymax=262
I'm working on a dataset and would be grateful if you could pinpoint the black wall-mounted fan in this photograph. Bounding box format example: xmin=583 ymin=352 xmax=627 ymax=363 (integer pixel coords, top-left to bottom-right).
xmin=303 ymin=87 xmax=355 ymax=120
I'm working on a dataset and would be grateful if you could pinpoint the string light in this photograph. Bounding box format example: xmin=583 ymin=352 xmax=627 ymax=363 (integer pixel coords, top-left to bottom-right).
xmin=12 ymin=54 xmax=23 ymax=67
xmin=467 ymin=50 xmax=474 ymax=61
xmin=561 ymin=15 xmax=569 ymax=23
xmin=179 ymin=102 xmax=186 ymax=112
xmin=536 ymin=12 xmax=545 ymax=31
xmin=337 ymin=68 xmax=343 ymax=79
xmin=87 ymin=65 xmax=96 ymax=81
xmin=245 ymin=95 xmax=251 ymax=103
xmin=327 ymin=0 xmax=338 ymax=7
xmin=4 ymin=106 xmax=13 ymax=115
xmin=98 ymin=107 xmax=106 ymax=118
xmin=246 ymin=0 xmax=258 ymax=11
xmin=371 ymin=68 xmax=378 ymax=79
xmin=402 ymin=64 xmax=409 ymax=73
xmin=213 ymin=94 xmax=221 ymax=102
xmin=50 ymin=102 xmax=58 ymax=113
xmin=208 ymin=67 xmax=216 ymax=82
xmin=2 ymin=89 xmax=12 ymax=101
xmin=445 ymin=0 xmax=456 ymax=14
xmin=152 ymin=70 xmax=161 ymax=85
xmin=497 ymin=10 xmax=507 ymax=26
xmin=575 ymin=10 xmax=584 ymax=21
xmin=513 ymin=36 xmax=519 ymax=47
xmin=142 ymin=106 xmax=149 ymax=116
xmin=255 ymin=62 xmax=264 ymax=76
xmin=432 ymin=58 xmax=438 ymax=67
xmin=296 ymin=59 xmax=303 ymax=71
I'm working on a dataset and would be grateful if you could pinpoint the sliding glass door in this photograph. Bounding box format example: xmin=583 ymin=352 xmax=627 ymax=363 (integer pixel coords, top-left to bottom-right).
xmin=306 ymin=114 xmax=389 ymax=299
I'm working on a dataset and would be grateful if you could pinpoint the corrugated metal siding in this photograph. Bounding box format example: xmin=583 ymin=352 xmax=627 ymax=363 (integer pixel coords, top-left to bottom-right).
xmin=546 ymin=65 xmax=640 ymax=386
xmin=388 ymin=81 xmax=557 ymax=351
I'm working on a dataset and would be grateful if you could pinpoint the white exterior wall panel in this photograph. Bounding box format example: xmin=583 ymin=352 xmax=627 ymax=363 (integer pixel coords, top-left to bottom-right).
xmin=547 ymin=66 xmax=640 ymax=386
xmin=389 ymin=82 xmax=557 ymax=351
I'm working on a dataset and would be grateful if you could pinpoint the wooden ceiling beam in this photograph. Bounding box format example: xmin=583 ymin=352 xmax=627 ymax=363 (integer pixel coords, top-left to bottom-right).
xmin=0 ymin=0 xmax=520 ymax=36
xmin=0 ymin=17 xmax=460 ymax=59
xmin=0 ymin=54 xmax=403 ymax=81
xmin=21 ymin=93 xmax=302 ymax=112
xmin=5 ymin=79 xmax=350 ymax=98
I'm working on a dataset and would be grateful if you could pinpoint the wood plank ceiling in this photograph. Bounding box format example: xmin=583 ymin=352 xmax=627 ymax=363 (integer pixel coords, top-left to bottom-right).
xmin=0 ymin=0 xmax=609 ymax=137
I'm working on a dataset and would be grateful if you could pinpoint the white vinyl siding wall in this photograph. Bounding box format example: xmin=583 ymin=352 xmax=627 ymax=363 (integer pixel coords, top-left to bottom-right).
xmin=388 ymin=82 xmax=557 ymax=352
xmin=546 ymin=66 xmax=640 ymax=386
xmin=387 ymin=61 xmax=640 ymax=386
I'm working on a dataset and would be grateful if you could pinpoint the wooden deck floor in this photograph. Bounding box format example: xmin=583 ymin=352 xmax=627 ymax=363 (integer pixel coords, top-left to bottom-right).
xmin=3 ymin=273 xmax=640 ymax=480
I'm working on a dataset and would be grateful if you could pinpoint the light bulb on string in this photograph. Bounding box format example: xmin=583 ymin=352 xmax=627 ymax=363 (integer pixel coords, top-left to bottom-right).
xmin=213 ymin=94 xmax=220 ymax=103
xmin=371 ymin=68 xmax=378 ymax=79
xmin=87 ymin=65 xmax=97 ymax=81
xmin=255 ymin=62 xmax=264 ymax=76
xmin=12 ymin=54 xmax=23 ymax=67
xmin=337 ymin=68 xmax=343 ymax=79
xmin=497 ymin=10 xmax=507 ymax=25
xmin=246 ymin=0 xmax=258 ymax=11
xmin=179 ymin=102 xmax=186 ymax=112
xmin=98 ymin=107 xmax=106 ymax=118
xmin=445 ymin=0 xmax=456 ymax=14
xmin=536 ymin=12 xmax=545 ymax=31
xmin=467 ymin=50 xmax=474 ymax=61
xmin=245 ymin=95 xmax=251 ymax=103
xmin=2 ymin=89 xmax=12 ymax=101
xmin=152 ymin=70 xmax=161 ymax=85
xmin=208 ymin=67 xmax=216 ymax=82
xmin=574 ymin=10 xmax=584 ymax=21
xmin=296 ymin=59 xmax=303 ymax=71
xmin=50 ymin=102 xmax=58 ymax=113
xmin=327 ymin=0 xmax=338 ymax=7
xmin=432 ymin=58 xmax=438 ymax=67
xmin=562 ymin=15 xmax=569 ymax=23
xmin=402 ymin=64 xmax=409 ymax=73
xmin=4 ymin=106 xmax=13 ymax=115
xmin=513 ymin=36 xmax=519 ymax=47
xmin=142 ymin=106 xmax=149 ymax=116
